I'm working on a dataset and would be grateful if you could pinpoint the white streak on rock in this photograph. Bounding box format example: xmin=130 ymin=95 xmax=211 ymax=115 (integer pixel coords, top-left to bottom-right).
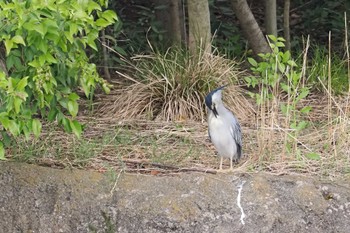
xmin=237 ymin=180 xmax=246 ymax=225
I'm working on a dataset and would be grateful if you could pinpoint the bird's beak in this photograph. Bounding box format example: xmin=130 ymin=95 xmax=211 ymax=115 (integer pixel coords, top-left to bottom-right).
xmin=212 ymin=105 xmax=218 ymax=118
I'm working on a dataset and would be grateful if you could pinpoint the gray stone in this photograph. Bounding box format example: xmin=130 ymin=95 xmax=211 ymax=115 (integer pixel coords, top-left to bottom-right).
xmin=0 ymin=162 xmax=350 ymax=232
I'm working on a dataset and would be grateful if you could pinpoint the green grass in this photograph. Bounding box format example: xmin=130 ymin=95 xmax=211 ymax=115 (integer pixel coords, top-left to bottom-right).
xmin=306 ymin=46 xmax=349 ymax=94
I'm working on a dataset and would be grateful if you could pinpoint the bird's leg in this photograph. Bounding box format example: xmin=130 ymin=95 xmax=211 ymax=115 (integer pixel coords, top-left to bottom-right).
xmin=218 ymin=157 xmax=234 ymax=173
xmin=219 ymin=157 xmax=223 ymax=170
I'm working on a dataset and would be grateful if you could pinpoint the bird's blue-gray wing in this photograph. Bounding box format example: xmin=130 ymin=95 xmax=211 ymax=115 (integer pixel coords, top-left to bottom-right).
xmin=229 ymin=117 xmax=242 ymax=159
xmin=208 ymin=128 xmax=212 ymax=142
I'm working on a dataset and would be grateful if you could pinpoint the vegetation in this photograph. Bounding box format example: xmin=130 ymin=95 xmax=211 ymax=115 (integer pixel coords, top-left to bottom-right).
xmin=246 ymin=35 xmax=312 ymax=158
xmin=0 ymin=0 xmax=117 ymax=158
xmin=1 ymin=0 xmax=350 ymax=178
xmin=98 ymin=46 xmax=246 ymax=121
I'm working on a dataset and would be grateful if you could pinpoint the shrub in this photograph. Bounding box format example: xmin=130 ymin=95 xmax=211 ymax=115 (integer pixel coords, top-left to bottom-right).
xmin=0 ymin=0 xmax=118 ymax=158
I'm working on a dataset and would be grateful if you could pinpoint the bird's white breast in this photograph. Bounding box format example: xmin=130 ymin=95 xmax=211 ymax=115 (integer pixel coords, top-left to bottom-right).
xmin=208 ymin=111 xmax=237 ymax=159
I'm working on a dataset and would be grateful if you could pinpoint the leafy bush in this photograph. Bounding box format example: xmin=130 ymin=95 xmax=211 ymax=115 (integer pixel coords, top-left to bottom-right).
xmin=246 ymin=35 xmax=313 ymax=158
xmin=0 ymin=0 xmax=118 ymax=158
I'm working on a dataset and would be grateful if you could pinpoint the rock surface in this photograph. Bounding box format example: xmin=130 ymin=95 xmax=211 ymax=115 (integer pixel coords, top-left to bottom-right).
xmin=1 ymin=162 xmax=350 ymax=232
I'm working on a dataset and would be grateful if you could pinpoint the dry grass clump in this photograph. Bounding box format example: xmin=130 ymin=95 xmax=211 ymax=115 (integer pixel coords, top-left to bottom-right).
xmin=97 ymin=47 xmax=252 ymax=121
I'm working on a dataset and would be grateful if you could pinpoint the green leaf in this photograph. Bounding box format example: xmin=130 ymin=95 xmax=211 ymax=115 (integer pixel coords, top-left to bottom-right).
xmin=87 ymin=1 xmax=102 ymax=13
xmin=287 ymin=60 xmax=297 ymax=67
xmin=282 ymin=51 xmax=291 ymax=63
xmin=87 ymin=31 xmax=98 ymax=50
xmin=305 ymin=152 xmax=321 ymax=160
xmin=102 ymin=83 xmax=110 ymax=94
xmin=268 ymin=35 xmax=277 ymax=42
xmin=68 ymin=93 xmax=80 ymax=101
xmin=291 ymin=121 xmax=308 ymax=131
xmin=278 ymin=63 xmax=285 ymax=73
xmin=280 ymin=103 xmax=289 ymax=115
xmin=59 ymin=98 xmax=68 ymax=109
xmin=32 ymin=119 xmax=42 ymax=138
xmin=12 ymin=35 xmax=26 ymax=45
xmin=95 ymin=18 xmax=110 ymax=27
xmin=4 ymin=39 xmax=14 ymax=55
xmin=34 ymin=23 xmax=46 ymax=36
xmin=67 ymin=100 xmax=78 ymax=117
xmin=8 ymin=120 xmax=20 ymax=136
xmin=15 ymin=77 xmax=28 ymax=91
xmin=0 ymin=141 xmax=6 ymax=160
xmin=114 ymin=46 xmax=127 ymax=56
xmin=14 ymin=98 xmax=23 ymax=114
xmin=276 ymin=41 xmax=285 ymax=48
xmin=1 ymin=131 xmax=11 ymax=147
xmin=69 ymin=119 xmax=82 ymax=138
xmin=28 ymin=59 xmax=40 ymax=68
xmin=48 ymin=108 xmax=57 ymax=121
xmin=296 ymin=89 xmax=309 ymax=101
xmin=101 ymin=10 xmax=118 ymax=22
xmin=248 ymin=57 xmax=257 ymax=67
xmin=6 ymin=54 xmax=21 ymax=70
xmin=280 ymin=83 xmax=290 ymax=92
xmin=22 ymin=125 xmax=30 ymax=140
xmin=45 ymin=53 xmax=57 ymax=63
xmin=62 ymin=117 xmax=71 ymax=132
xmin=300 ymin=106 xmax=312 ymax=114
xmin=70 ymin=23 xmax=78 ymax=36
xmin=80 ymin=80 xmax=90 ymax=97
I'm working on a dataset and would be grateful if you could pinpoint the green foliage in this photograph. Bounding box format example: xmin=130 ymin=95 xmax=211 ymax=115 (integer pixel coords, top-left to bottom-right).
xmin=292 ymin=0 xmax=349 ymax=51
xmin=307 ymin=46 xmax=348 ymax=94
xmin=246 ymin=35 xmax=311 ymax=155
xmin=209 ymin=0 xmax=245 ymax=58
xmin=111 ymin=1 xmax=167 ymax=55
xmin=0 ymin=0 xmax=117 ymax=146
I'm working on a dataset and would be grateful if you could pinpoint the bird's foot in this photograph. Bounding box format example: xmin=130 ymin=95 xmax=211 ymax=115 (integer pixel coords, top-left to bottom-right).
xmin=217 ymin=168 xmax=234 ymax=173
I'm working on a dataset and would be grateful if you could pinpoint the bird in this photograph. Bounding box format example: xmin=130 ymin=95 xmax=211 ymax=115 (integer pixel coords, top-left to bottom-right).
xmin=205 ymin=85 xmax=242 ymax=171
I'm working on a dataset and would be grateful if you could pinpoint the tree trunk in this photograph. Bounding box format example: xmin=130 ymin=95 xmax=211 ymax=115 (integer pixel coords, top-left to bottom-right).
xmin=283 ymin=0 xmax=291 ymax=51
xmin=101 ymin=30 xmax=111 ymax=81
xmin=169 ymin=0 xmax=185 ymax=46
xmin=153 ymin=0 xmax=171 ymax=47
xmin=187 ymin=0 xmax=211 ymax=55
xmin=230 ymin=0 xmax=271 ymax=55
xmin=265 ymin=0 xmax=277 ymax=36
xmin=153 ymin=0 xmax=186 ymax=47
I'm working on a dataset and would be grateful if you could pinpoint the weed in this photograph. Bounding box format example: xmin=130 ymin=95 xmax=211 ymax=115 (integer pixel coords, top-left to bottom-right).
xmin=246 ymin=35 xmax=313 ymax=160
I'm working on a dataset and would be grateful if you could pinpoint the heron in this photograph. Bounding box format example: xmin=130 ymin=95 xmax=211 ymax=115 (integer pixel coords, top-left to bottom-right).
xmin=205 ymin=85 xmax=242 ymax=171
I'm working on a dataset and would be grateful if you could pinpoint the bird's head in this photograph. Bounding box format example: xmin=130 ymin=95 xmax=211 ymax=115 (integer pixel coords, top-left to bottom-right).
xmin=205 ymin=85 xmax=227 ymax=118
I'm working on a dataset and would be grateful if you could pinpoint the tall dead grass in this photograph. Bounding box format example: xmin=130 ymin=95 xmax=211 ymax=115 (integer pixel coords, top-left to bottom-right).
xmin=98 ymin=47 xmax=254 ymax=121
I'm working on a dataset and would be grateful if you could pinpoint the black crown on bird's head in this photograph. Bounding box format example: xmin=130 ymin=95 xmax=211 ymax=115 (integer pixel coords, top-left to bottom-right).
xmin=205 ymin=85 xmax=228 ymax=110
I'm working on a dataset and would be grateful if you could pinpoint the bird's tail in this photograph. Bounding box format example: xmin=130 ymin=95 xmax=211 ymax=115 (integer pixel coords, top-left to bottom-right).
xmin=237 ymin=144 xmax=242 ymax=160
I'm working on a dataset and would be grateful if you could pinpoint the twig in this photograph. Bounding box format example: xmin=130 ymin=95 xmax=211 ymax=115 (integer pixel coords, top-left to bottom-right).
xmin=123 ymin=159 xmax=217 ymax=174
xmin=110 ymin=169 xmax=123 ymax=196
